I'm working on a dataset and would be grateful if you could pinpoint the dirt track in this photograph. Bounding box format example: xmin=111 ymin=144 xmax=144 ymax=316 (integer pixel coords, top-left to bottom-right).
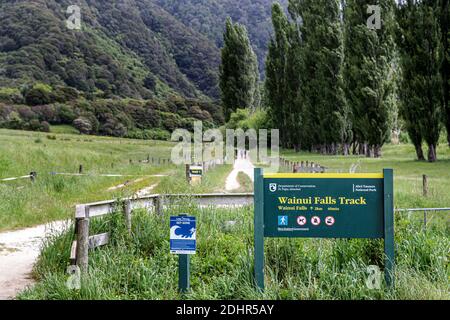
xmin=225 ymin=151 xmax=254 ymax=191
xmin=0 ymin=221 xmax=68 ymax=300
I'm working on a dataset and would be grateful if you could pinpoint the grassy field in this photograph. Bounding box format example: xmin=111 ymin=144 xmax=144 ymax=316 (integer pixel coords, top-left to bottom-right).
xmin=0 ymin=129 xmax=178 ymax=231
xmin=0 ymin=129 xmax=236 ymax=231
xmin=1 ymin=129 xmax=448 ymax=299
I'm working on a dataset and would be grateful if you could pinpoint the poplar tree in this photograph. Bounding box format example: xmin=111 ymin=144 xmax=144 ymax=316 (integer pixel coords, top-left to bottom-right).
xmin=343 ymin=0 xmax=396 ymax=158
xmin=220 ymin=18 xmax=260 ymax=121
xmin=289 ymin=0 xmax=348 ymax=154
xmin=265 ymin=3 xmax=291 ymax=147
xmin=440 ymin=0 xmax=450 ymax=146
xmin=397 ymin=0 xmax=443 ymax=162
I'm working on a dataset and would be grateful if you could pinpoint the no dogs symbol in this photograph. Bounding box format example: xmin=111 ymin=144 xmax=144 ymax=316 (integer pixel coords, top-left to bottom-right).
xmin=311 ymin=216 xmax=321 ymax=226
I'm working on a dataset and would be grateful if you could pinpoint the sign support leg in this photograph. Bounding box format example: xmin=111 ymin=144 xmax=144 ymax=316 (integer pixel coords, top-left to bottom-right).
xmin=254 ymin=168 xmax=265 ymax=291
xmin=179 ymin=254 xmax=190 ymax=293
xmin=383 ymin=168 xmax=395 ymax=288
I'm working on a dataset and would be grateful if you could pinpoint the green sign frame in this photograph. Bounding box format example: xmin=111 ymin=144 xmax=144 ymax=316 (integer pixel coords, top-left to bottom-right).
xmin=253 ymin=168 xmax=394 ymax=291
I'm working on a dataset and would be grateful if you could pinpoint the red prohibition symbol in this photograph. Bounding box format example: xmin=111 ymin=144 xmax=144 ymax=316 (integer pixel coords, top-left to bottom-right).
xmin=325 ymin=216 xmax=335 ymax=226
xmin=311 ymin=216 xmax=321 ymax=226
xmin=297 ymin=216 xmax=307 ymax=226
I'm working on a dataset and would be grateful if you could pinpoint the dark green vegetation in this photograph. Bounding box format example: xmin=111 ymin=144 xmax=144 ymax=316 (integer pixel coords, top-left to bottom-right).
xmin=0 ymin=0 xmax=285 ymax=138
xmin=344 ymin=0 xmax=396 ymax=158
xmin=397 ymin=1 xmax=445 ymax=162
xmin=0 ymin=0 xmax=284 ymax=99
xmin=0 ymin=0 xmax=221 ymax=99
xmin=266 ymin=0 xmax=350 ymax=154
xmin=220 ymin=19 xmax=260 ymax=121
xmin=0 ymin=92 xmax=222 ymax=138
xmin=261 ymin=0 xmax=449 ymax=162
xmin=155 ymin=0 xmax=288 ymax=75
xmin=441 ymin=0 xmax=450 ymax=147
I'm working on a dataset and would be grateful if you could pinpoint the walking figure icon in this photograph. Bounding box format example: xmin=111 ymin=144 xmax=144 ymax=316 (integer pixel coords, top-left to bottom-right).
xmin=278 ymin=216 xmax=288 ymax=226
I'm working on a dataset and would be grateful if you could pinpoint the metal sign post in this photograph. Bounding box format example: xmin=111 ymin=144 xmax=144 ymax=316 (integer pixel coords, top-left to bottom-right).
xmin=170 ymin=214 xmax=196 ymax=293
xmin=189 ymin=165 xmax=203 ymax=185
xmin=253 ymin=168 xmax=395 ymax=291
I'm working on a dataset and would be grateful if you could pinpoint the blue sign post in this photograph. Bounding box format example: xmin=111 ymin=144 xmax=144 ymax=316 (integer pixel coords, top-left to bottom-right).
xmin=170 ymin=215 xmax=196 ymax=293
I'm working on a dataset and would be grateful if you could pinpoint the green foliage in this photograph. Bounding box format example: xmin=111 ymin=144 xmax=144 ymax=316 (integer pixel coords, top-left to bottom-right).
xmin=155 ymin=0 xmax=289 ymax=76
xmin=440 ymin=0 xmax=450 ymax=146
xmin=0 ymin=95 xmax=222 ymax=139
xmin=266 ymin=0 xmax=348 ymax=153
xmin=220 ymin=18 xmax=260 ymax=121
xmin=0 ymin=87 xmax=24 ymax=104
xmin=226 ymin=108 xmax=269 ymax=131
xmin=343 ymin=0 xmax=397 ymax=157
xmin=396 ymin=1 xmax=444 ymax=162
xmin=0 ymin=0 xmax=222 ymax=100
xmin=24 ymin=83 xmax=53 ymax=106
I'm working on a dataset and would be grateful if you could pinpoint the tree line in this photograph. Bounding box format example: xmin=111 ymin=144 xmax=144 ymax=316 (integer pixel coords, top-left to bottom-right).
xmin=219 ymin=0 xmax=450 ymax=162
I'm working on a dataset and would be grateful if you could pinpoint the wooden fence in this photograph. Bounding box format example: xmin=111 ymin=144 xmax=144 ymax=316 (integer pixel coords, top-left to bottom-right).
xmin=71 ymin=192 xmax=253 ymax=271
xmin=70 ymin=185 xmax=447 ymax=272
xmin=279 ymin=158 xmax=326 ymax=173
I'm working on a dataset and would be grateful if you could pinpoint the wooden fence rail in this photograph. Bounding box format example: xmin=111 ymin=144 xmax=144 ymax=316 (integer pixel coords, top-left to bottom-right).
xmin=71 ymin=193 xmax=253 ymax=270
xmin=279 ymin=158 xmax=326 ymax=173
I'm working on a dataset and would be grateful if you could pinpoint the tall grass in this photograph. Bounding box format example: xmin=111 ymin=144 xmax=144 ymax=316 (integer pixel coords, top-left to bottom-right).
xmin=18 ymin=201 xmax=449 ymax=300
xmin=0 ymin=129 xmax=175 ymax=230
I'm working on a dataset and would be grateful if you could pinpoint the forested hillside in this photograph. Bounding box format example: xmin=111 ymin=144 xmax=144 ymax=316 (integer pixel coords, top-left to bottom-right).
xmin=155 ymin=0 xmax=288 ymax=75
xmin=0 ymin=0 xmax=221 ymax=99
xmin=0 ymin=0 xmax=282 ymax=100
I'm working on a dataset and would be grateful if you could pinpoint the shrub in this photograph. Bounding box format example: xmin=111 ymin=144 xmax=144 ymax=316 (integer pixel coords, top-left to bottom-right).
xmin=73 ymin=117 xmax=92 ymax=134
xmin=0 ymin=88 xmax=24 ymax=104
xmin=24 ymin=83 xmax=53 ymax=106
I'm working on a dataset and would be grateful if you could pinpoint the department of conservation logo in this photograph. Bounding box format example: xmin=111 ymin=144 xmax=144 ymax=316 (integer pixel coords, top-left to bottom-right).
xmin=269 ymin=183 xmax=277 ymax=192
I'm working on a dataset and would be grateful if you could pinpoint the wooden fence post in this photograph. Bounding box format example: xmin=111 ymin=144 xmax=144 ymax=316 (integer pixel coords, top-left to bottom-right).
xmin=155 ymin=196 xmax=162 ymax=215
xmin=186 ymin=164 xmax=190 ymax=183
xmin=123 ymin=200 xmax=132 ymax=235
xmin=76 ymin=216 xmax=90 ymax=273
xmin=423 ymin=175 xmax=428 ymax=197
xmin=79 ymin=165 xmax=83 ymax=174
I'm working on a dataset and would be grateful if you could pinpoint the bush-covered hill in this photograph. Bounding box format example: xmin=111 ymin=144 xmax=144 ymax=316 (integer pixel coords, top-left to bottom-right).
xmin=0 ymin=0 xmax=221 ymax=99
xmin=0 ymin=90 xmax=222 ymax=139
xmin=155 ymin=0 xmax=288 ymax=75
xmin=0 ymin=0 xmax=284 ymax=100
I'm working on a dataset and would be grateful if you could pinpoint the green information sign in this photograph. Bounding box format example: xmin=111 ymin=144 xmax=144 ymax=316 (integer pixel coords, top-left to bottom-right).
xmin=253 ymin=168 xmax=395 ymax=291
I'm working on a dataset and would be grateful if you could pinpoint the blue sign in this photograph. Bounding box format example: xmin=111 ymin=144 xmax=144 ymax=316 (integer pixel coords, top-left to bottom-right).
xmin=278 ymin=215 xmax=288 ymax=226
xmin=170 ymin=216 xmax=196 ymax=254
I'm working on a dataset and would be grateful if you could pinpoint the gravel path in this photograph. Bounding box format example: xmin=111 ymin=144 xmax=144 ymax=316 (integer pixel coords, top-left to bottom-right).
xmin=0 ymin=177 xmax=162 ymax=300
xmin=0 ymin=221 xmax=69 ymax=300
xmin=225 ymin=151 xmax=254 ymax=191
